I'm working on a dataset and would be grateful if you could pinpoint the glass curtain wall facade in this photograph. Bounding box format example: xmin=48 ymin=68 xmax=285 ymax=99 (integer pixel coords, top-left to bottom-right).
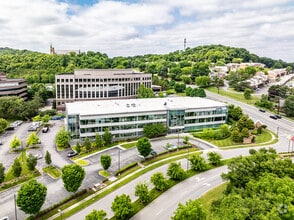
xmin=66 ymin=100 xmax=228 ymax=141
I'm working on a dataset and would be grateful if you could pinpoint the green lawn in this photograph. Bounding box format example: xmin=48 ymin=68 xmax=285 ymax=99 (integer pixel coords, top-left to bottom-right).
xmin=99 ymin=170 xmax=110 ymax=177
xmin=205 ymin=130 xmax=274 ymax=148
xmin=5 ymin=151 xmax=30 ymax=181
xmin=120 ymin=141 xmax=137 ymax=149
xmin=43 ymin=166 xmax=62 ymax=178
xmin=198 ymin=182 xmax=227 ymax=219
xmin=74 ymin=159 xmax=90 ymax=166
xmin=206 ymin=87 xmax=260 ymax=105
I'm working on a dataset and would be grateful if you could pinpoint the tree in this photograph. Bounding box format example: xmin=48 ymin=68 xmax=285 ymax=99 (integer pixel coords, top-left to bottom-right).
xmin=0 ymin=118 xmax=8 ymax=133
xmin=183 ymin=135 xmax=189 ymax=145
xmin=27 ymin=153 xmax=37 ymax=171
xmin=136 ymin=137 xmax=152 ymax=158
xmin=0 ymin=163 xmax=5 ymax=183
xmin=102 ymin=128 xmax=112 ymax=147
xmin=41 ymin=114 xmax=50 ymax=123
xmin=137 ymin=84 xmax=155 ymax=98
xmin=135 ymin=182 xmax=150 ymax=205
xmin=45 ymin=150 xmax=52 ymax=166
xmin=111 ymin=194 xmax=134 ymax=220
xmin=85 ymin=209 xmax=108 ymax=220
xmin=150 ymin=172 xmax=168 ymax=191
xmin=195 ymin=76 xmax=211 ymax=88
xmin=26 ymin=132 xmax=40 ymax=147
xmin=55 ymin=126 xmax=70 ymax=148
xmin=17 ymin=179 xmax=47 ymax=215
xmin=76 ymin=141 xmax=81 ymax=154
xmin=62 ymin=164 xmax=85 ymax=193
xmin=189 ymin=154 xmax=207 ymax=171
xmin=207 ymin=151 xmax=222 ymax=166
xmin=167 ymin=162 xmax=186 ymax=181
xmin=32 ymin=115 xmax=41 ymax=122
xmin=172 ymin=199 xmax=206 ymax=220
xmin=10 ymin=135 xmax=21 ymax=149
xmin=244 ymin=88 xmax=252 ymax=100
xmin=283 ymin=95 xmax=294 ymax=117
xmin=84 ymin=137 xmax=91 ymax=152
xmin=12 ymin=158 xmax=22 ymax=177
xmin=228 ymin=104 xmax=243 ymax=121
xmin=143 ymin=123 xmax=168 ymax=138
xmin=95 ymin=133 xmax=102 ymax=148
xmin=174 ymin=83 xmax=186 ymax=93
xmin=100 ymin=154 xmax=112 ymax=170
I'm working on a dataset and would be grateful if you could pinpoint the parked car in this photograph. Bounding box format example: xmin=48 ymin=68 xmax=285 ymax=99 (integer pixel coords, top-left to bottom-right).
xmin=259 ymin=109 xmax=266 ymax=113
xmin=42 ymin=126 xmax=49 ymax=133
xmin=34 ymin=154 xmax=42 ymax=160
xmin=67 ymin=150 xmax=78 ymax=157
xmin=150 ymin=149 xmax=157 ymax=156
xmin=137 ymin=154 xmax=145 ymax=159
xmin=269 ymin=115 xmax=278 ymax=120
xmin=275 ymin=114 xmax=282 ymax=119
xmin=28 ymin=126 xmax=37 ymax=131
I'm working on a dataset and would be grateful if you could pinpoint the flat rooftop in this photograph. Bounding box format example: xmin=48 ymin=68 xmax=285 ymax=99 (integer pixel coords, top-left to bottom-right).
xmin=66 ymin=97 xmax=227 ymax=116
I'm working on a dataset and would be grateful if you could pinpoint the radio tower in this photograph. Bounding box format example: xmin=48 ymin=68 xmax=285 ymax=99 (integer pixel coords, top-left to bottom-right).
xmin=184 ymin=38 xmax=187 ymax=50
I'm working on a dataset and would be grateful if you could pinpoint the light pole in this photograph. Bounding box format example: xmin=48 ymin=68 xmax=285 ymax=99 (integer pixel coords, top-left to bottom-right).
xmin=277 ymin=127 xmax=279 ymax=137
xmin=186 ymin=148 xmax=189 ymax=171
xmin=118 ymin=149 xmax=121 ymax=175
xmin=177 ymin=129 xmax=180 ymax=147
xmin=14 ymin=194 xmax=17 ymax=220
xmin=58 ymin=209 xmax=63 ymax=220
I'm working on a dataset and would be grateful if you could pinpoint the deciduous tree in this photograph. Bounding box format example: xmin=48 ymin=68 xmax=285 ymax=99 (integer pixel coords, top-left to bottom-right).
xmin=12 ymin=158 xmax=22 ymax=177
xmin=136 ymin=137 xmax=152 ymax=158
xmin=111 ymin=194 xmax=133 ymax=220
xmin=102 ymin=128 xmax=112 ymax=147
xmin=189 ymin=154 xmax=207 ymax=171
xmin=135 ymin=182 xmax=150 ymax=205
xmin=62 ymin=164 xmax=85 ymax=193
xmin=10 ymin=135 xmax=21 ymax=149
xmin=55 ymin=126 xmax=70 ymax=148
xmin=0 ymin=118 xmax=8 ymax=133
xmin=150 ymin=172 xmax=168 ymax=191
xmin=17 ymin=179 xmax=47 ymax=215
xmin=167 ymin=162 xmax=186 ymax=181
xmin=100 ymin=155 xmax=111 ymax=170
xmin=26 ymin=132 xmax=40 ymax=147
xmin=172 ymin=199 xmax=206 ymax=220
xmin=207 ymin=151 xmax=222 ymax=166
xmin=27 ymin=153 xmax=37 ymax=171
xmin=85 ymin=209 xmax=108 ymax=220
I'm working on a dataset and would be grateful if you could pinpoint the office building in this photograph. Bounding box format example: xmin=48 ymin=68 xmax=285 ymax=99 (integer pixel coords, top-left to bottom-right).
xmin=0 ymin=74 xmax=27 ymax=100
xmin=55 ymin=69 xmax=152 ymax=110
xmin=66 ymin=97 xmax=228 ymax=141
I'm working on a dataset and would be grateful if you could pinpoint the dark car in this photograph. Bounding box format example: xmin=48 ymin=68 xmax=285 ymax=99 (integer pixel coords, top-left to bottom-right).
xmin=275 ymin=114 xmax=282 ymax=119
xmin=269 ymin=115 xmax=278 ymax=120
xmin=150 ymin=150 xmax=157 ymax=156
xmin=67 ymin=150 xmax=78 ymax=157
xmin=259 ymin=109 xmax=266 ymax=113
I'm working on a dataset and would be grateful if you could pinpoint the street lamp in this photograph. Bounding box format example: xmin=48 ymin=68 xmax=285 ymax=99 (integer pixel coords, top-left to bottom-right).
xmin=58 ymin=209 xmax=63 ymax=220
xmin=14 ymin=194 xmax=17 ymax=220
xmin=118 ymin=149 xmax=121 ymax=175
xmin=277 ymin=127 xmax=279 ymax=137
xmin=186 ymin=148 xmax=190 ymax=171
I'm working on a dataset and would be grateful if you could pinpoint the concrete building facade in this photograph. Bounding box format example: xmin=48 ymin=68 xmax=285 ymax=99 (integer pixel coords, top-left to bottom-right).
xmin=0 ymin=74 xmax=27 ymax=100
xmin=55 ymin=69 xmax=152 ymax=110
xmin=65 ymin=97 xmax=228 ymax=141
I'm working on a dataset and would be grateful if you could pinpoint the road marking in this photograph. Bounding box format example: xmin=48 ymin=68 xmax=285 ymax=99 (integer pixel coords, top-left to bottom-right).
xmin=156 ymin=209 xmax=164 ymax=216
xmin=195 ymin=177 xmax=204 ymax=182
xmin=203 ymin=183 xmax=211 ymax=186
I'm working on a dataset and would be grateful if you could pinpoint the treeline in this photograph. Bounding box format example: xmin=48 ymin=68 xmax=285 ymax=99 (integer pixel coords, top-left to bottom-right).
xmin=1 ymin=45 xmax=293 ymax=85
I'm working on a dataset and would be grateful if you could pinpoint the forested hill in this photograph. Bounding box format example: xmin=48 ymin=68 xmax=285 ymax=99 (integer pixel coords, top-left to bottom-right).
xmin=0 ymin=45 xmax=292 ymax=84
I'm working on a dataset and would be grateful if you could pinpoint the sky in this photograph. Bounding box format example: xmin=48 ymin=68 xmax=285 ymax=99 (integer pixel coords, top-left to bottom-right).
xmin=0 ymin=0 xmax=294 ymax=62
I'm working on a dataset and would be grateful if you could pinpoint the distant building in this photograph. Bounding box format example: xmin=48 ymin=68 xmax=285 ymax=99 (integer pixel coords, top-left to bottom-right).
xmin=55 ymin=69 xmax=152 ymax=110
xmin=267 ymin=68 xmax=287 ymax=82
xmin=226 ymin=62 xmax=265 ymax=72
xmin=65 ymin=97 xmax=228 ymax=141
xmin=50 ymin=44 xmax=80 ymax=55
xmin=0 ymin=74 xmax=27 ymax=100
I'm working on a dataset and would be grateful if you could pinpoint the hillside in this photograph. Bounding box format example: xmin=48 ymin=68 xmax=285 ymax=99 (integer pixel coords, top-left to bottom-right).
xmin=0 ymin=45 xmax=292 ymax=84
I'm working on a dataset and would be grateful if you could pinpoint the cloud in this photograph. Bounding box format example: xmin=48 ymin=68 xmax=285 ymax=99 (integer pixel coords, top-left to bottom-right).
xmin=0 ymin=0 xmax=293 ymax=61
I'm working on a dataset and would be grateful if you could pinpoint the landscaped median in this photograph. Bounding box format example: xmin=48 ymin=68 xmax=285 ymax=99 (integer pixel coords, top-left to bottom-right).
xmin=35 ymin=147 xmax=202 ymax=220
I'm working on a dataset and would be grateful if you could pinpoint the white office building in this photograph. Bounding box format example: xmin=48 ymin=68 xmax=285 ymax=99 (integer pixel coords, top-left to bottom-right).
xmin=55 ymin=69 xmax=152 ymax=110
xmin=66 ymin=97 xmax=228 ymax=141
